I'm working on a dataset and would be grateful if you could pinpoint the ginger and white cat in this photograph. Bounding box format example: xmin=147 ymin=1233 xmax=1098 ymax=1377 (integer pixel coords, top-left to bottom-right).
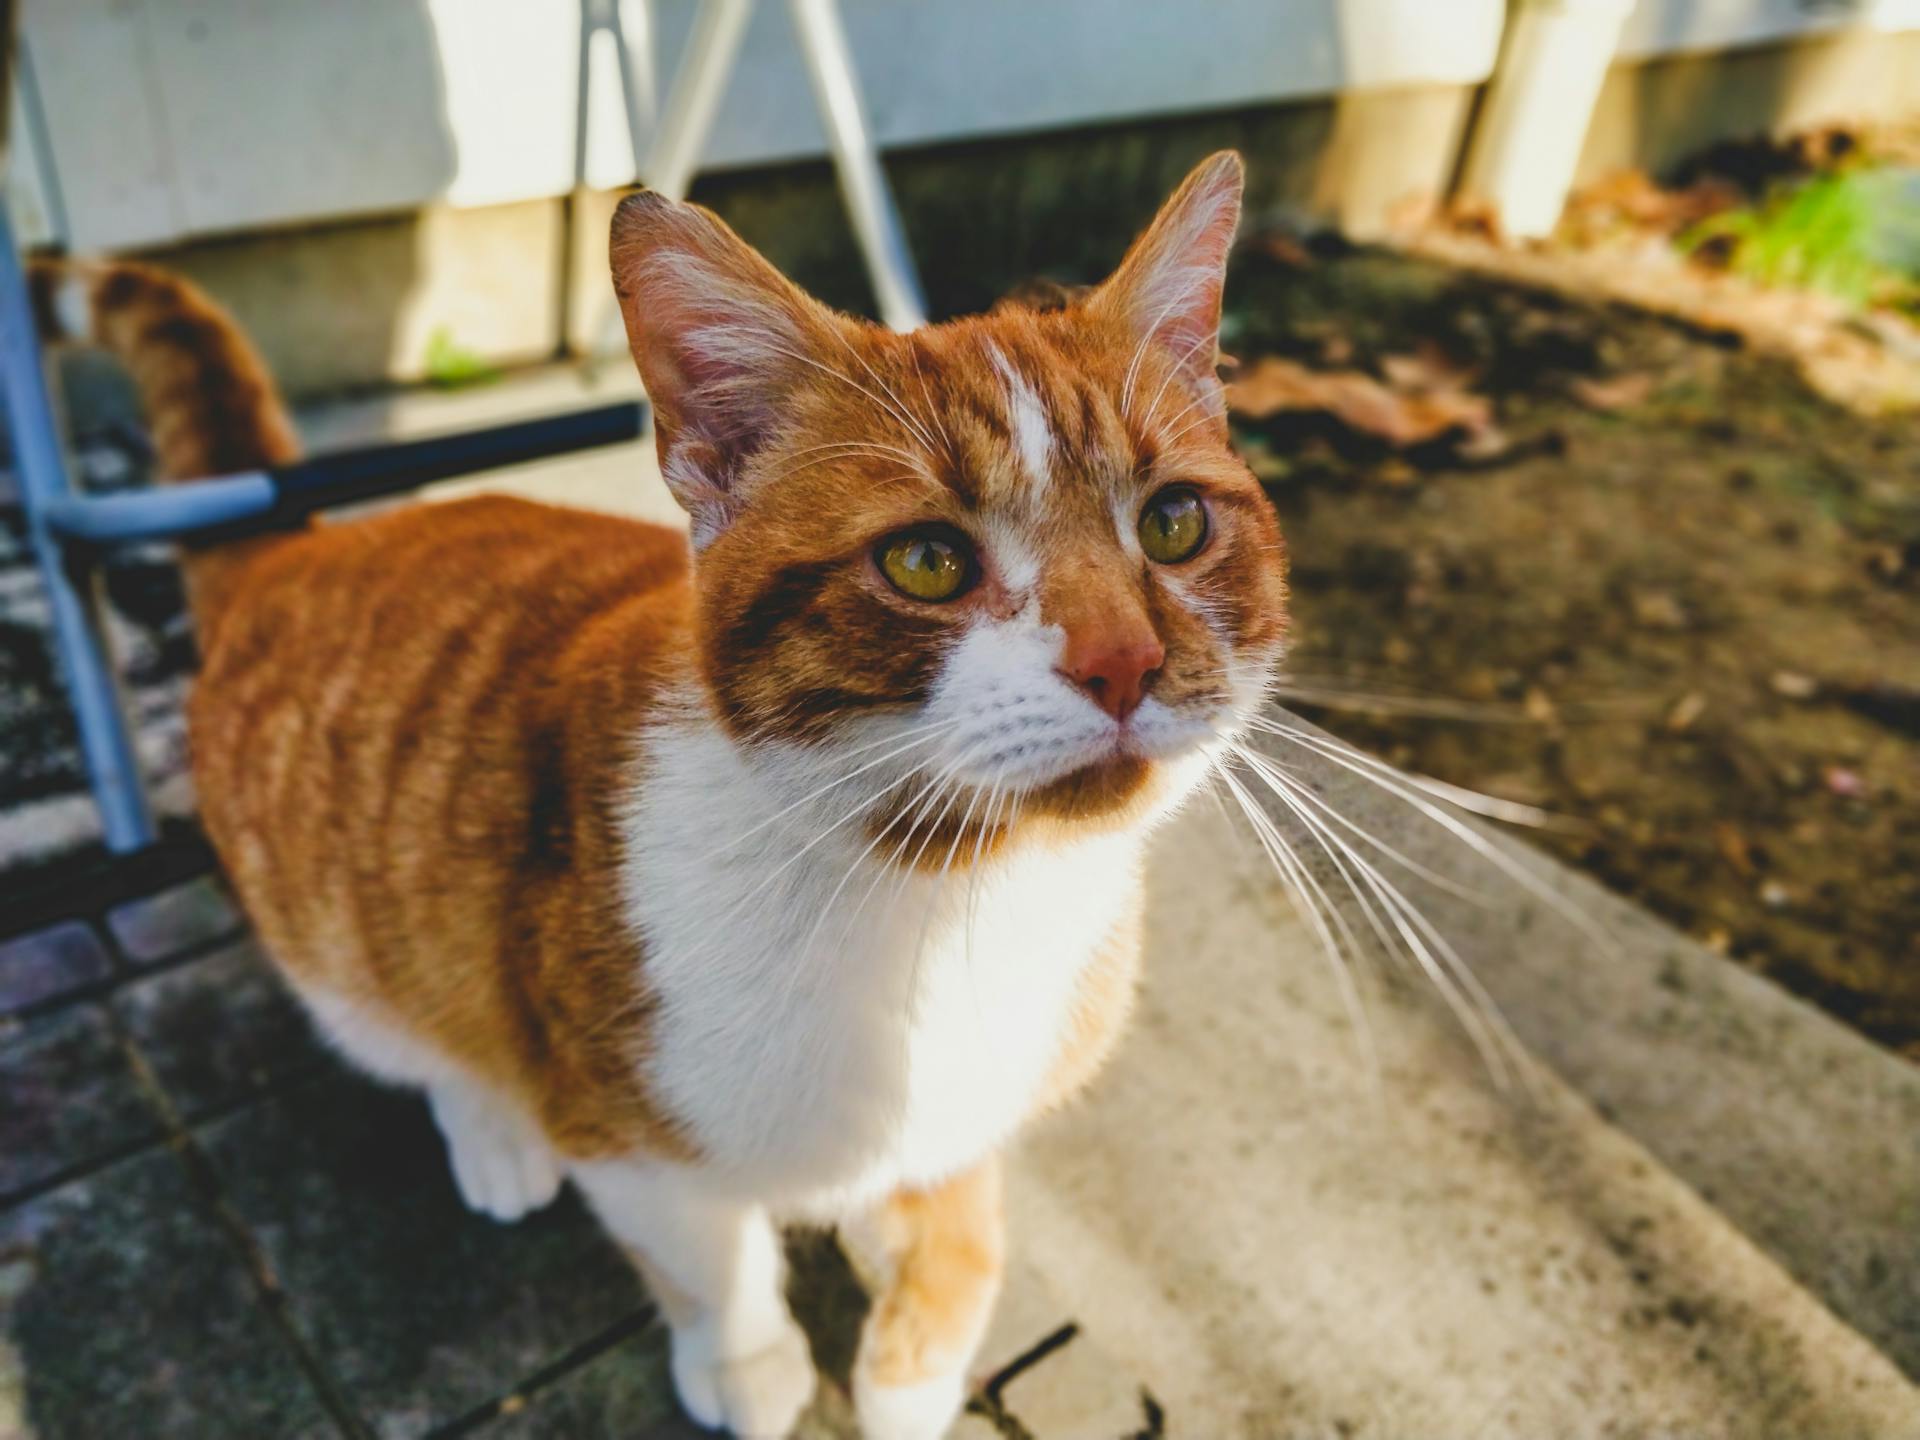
xmin=37 ymin=151 xmax=1287 ymax=1439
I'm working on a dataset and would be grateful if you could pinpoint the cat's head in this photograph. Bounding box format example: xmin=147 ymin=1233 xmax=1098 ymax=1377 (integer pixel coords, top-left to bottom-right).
xmin=612 ymin=153 xmax=1286 ymax=849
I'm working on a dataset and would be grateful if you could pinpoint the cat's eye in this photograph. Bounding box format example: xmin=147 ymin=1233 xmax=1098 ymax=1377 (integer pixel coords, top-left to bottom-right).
xmin=1138 ymin=487 xmax=1208 ymax=564
xmin=877 ymin=530 xmax=974 ymax=602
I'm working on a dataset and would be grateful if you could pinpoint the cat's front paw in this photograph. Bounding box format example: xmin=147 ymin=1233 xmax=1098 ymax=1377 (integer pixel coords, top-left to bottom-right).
xmin=853 ymin=1366 xmax=967 ymax=1440
xmin=670 ymin=1311 xmax=816 ymax=1438
xmin=429 ymin=1084 xmax=562 ymax=1223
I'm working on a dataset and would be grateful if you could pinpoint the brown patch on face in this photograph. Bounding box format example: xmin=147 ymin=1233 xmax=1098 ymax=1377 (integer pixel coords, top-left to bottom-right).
xmin=859 ymin=790 xmax=1018 ymax=875
xmin=1023 ymin=754 xmax=1155 ymax=821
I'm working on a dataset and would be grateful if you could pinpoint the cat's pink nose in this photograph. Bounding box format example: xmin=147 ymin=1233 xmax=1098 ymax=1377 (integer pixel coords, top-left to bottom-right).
xmin=1060 ymin=629 xmax=1166 ymax=723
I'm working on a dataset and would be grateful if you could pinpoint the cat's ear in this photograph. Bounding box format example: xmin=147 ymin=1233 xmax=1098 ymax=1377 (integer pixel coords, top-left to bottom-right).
xmin=611 ymin=192 xmax=840 ymax=546
xmin=1090 ymin=151 xmax=1243 ymax=407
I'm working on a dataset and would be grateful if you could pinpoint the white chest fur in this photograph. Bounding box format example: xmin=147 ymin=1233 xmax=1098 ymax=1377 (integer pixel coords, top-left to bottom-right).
xmin=621 ymin=722 xmax=1144 ymax=1217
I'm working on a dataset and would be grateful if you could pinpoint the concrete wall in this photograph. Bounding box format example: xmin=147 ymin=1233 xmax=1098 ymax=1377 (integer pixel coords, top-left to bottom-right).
xmin=130 ymin=88 xmax=1478 ymax=398
xmin=19 ymin=0 xmax=1504 ymax=251
xmin=25 ymin=3 xmax=1920 ymax=399
xmin=1577 ymin=26 xmax=1920 ymax=183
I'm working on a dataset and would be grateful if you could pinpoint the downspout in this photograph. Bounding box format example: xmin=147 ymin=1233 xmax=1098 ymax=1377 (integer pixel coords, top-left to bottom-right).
xmin=1456 ymin=0 xmax=1637 ymax=238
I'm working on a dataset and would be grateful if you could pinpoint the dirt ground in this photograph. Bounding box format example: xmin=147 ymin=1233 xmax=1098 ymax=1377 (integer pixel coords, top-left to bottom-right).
xmin=1222 ymin=240 xmax=1920 ymax=1059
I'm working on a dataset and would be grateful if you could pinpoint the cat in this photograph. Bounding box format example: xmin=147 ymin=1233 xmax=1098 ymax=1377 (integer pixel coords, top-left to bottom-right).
xmin=35 ymin=150 xmax=1288 ymax=1440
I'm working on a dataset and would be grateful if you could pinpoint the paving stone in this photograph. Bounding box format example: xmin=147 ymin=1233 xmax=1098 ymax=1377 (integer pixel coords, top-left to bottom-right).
xmin=458 ymin=1232 xmax=866 ymax=1438
xmin=0 ymin=1146 xmax=336 ymax=1439
xmin=107 ymin=874 xmax=243 ymax=966
xmin=115 ymin=938 xmax=328 ymax=1121
xmin=460 ymin=1321 xmax=683 ymax=1438
xmin=0 ymin=921 xmax=111 ymax=1014
xmin=201 ymin=1072 xmax=651 ymax=1437
xmin=0 ymin=1005 xmax=161 ymax=1199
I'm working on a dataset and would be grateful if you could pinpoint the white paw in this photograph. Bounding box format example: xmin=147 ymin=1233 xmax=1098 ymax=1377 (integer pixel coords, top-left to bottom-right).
xmin=854 ymin=1367 xmax=967 ymax=1440
xmin=671 ymin=1311 xmax=816 ymax=1439
xmin=429 ymin=1086 xmax=562 ymax=1223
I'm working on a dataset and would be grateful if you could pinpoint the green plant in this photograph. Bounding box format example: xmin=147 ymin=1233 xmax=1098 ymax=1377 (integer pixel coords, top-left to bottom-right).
xmin=422 ymin=326 xmax=501 ymax=388
xmin=1679 ymin=168 xmax=1919 ymax=311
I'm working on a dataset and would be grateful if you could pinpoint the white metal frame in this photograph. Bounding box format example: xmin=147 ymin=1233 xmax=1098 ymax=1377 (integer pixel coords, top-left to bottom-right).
xmin=587 ymin=0 xmax=926 ymax=345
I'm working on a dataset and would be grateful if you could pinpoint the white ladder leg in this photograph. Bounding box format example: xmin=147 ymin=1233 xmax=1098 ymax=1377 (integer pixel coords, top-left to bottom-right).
xmin=787 ymin=0 xmax=927 ymax=329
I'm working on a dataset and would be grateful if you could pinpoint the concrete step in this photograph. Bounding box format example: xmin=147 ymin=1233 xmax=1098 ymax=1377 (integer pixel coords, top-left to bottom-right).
xmin=947 ymin=744 xmax=1918 ymax=1437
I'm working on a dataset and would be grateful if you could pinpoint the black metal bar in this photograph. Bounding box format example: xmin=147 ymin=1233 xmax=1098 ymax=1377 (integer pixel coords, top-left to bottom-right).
xmin=267 ymin=398 xmax=648 ymax=518
xmin=43 ymin=399 xmax=652 ymax=548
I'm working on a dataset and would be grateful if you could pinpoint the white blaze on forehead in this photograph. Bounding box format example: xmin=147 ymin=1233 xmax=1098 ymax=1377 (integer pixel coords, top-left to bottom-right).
xmin=985 ymin=341 xmax=1054 ymax=491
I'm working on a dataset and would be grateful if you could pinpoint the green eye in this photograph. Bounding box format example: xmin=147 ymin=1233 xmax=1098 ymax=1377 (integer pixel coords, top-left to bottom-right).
xmin=1138 ymin=487 xmax=1208 ymax=564
xmin=878 ymin=531 xmax=973 ymax=602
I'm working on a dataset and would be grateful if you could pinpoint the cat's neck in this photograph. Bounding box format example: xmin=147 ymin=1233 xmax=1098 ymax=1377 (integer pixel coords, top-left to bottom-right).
xmin=618 ymin=691 xmax=1153 ymax=1204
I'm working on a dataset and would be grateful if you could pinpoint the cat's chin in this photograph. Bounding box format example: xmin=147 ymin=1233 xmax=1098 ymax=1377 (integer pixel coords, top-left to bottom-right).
xmin=1020 ymin=752 xmax=1156 ymax=823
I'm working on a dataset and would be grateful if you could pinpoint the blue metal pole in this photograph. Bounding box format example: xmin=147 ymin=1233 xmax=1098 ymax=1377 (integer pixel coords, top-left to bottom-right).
xmin=0 ymin=207 xmax=156 ymax=851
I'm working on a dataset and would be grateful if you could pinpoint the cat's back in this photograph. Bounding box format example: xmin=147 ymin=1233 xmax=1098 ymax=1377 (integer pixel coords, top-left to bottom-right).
xmin=192 ymin=493 xmax=693 ymax=1003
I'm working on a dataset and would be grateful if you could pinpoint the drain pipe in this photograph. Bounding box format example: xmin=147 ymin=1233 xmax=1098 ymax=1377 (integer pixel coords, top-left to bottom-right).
xmin=1457 ymin=0 xmax=1636 ymax=238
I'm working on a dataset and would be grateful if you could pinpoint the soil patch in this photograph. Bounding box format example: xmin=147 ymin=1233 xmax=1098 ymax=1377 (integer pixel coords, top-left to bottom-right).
xmin=1224 ymin=241 xmax=1920 ymax=1058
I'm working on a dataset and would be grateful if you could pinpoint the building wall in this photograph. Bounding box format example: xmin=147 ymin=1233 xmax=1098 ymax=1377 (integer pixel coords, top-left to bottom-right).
xmin=1577 ymin=27 xmax=1920 ymax=183
xmin=19 ymin=1 xmax=1920 ymax=398
xmin=20 ymin=0 xmax=1504 ymax=251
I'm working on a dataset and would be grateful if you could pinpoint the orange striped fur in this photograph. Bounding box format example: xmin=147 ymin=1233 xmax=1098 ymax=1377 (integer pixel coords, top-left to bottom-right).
xmin=35 ymin=152 xmax=1287 ymax=1439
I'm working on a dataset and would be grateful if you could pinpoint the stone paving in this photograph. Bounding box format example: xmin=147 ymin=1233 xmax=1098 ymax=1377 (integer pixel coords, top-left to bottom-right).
xmin=2 ymin=843 xmax=1069 ymax=1440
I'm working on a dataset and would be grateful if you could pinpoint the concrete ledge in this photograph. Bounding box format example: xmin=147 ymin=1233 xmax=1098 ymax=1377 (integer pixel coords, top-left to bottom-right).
xmin=975 ymin=767 xmax=1918 ymax=1434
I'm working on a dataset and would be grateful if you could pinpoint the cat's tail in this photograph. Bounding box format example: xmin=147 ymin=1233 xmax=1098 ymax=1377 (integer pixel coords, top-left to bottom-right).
xmin=28 ymin=256 xmax=304 ymax=635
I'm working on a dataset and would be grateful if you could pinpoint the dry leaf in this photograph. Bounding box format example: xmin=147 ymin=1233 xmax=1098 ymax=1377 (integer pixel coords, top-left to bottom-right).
xmin=1251 ymin=232 xmax=1314 ymax=268
xmin=1666 ymin=692 xmax=1708 ymax=731
xmin=1714 ymin=821 xmax=1755 ymax=876
xmin=1824 ymin=765 xmax=1865 ymax=797
xmin=1570 ymin=372 xmax=1657 ymax=411
xmin=1379 ymin=343 xmax=1479 ymax=395
xmin=1631 ymin=590 xmax=1689 ymax=630
xmin=1227 ymin=356 xmax=1495 ymax=449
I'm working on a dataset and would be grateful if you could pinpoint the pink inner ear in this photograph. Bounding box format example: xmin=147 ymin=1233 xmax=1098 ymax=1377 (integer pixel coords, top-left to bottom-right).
xmin=629 ymin=250 xmax=807 ymax=459
xmin=610 ymin=193 xmax=837 ymax=534
xmin=1098 ymin=153 xmax=1244 ymax=388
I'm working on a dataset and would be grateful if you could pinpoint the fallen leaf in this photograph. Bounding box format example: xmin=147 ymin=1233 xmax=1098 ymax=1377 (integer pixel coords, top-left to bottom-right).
xmin=1227 ymin=356 xmax=1496 ymax=449
xmin=1380 ymin=343 xmax=1480 ymax=395
xmin=1570 ymin=372 xmax=1657 ymax=411
xmin=1824 ymin=765 xmax=1866 ymax=797
xmin=1769 ymin=670 xmax=1818 ymax=699
xmin=1666 ymin=692 xmax=1708 ymax=731
xmin=1251 ymin=232 xmax=1314 ymax=268
xmin=1632 ymin=591 xmax=1689 ymax=630
xmin=1714 ymin=821 xmax=1755 ymax=876
xmin=1453 ymin=424 xmax=1515 ymax=464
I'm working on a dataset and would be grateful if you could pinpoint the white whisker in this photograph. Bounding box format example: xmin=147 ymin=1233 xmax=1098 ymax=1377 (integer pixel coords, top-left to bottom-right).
xmin=1231 ymin=743 xmax=1535 ymax=1095
xmin=704 ymin=720 xmax=958 ymax=860
xmin=1234 ymin=748 xmax=1496 ymax=908
xmin=1214 ymin=759 xmax=1382 ymax=1093
xmin=1251 ymin=715 xmax=1620 ymax=961
xmin=818 ymin=326 xmax=946 ymax=459
xmin=1248 ymin=713 xmax=1572 ymax=831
